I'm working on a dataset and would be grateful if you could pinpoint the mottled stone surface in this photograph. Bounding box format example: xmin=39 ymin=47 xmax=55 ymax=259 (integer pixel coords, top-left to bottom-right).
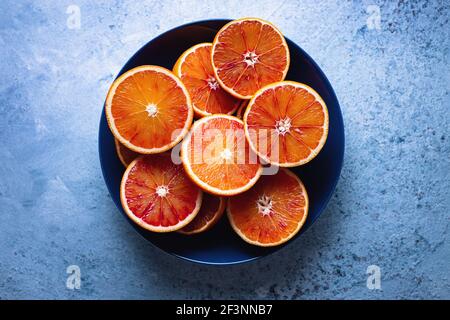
xmin=0 ymin=0 xmax=448 ymax=299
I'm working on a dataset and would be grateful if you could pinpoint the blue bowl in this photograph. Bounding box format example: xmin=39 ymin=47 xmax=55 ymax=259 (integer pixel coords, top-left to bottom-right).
xmin=99 ymin=19 xmax=345 ymax=265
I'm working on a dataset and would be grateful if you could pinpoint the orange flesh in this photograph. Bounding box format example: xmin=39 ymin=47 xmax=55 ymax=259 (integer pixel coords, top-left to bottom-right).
xmin=228 ymin=169 xmax=307 ymax=245
xmin=178 ymin=45 xmax=240 ymax=115
xmin=111 ymin=69 xmax=190 ymax=150
xmin=212 ymin=19 xmax=289 ymax=98
xmin=184 ymin=117 xmax=261 ymax=191
xmin=123 ymin=154 xmax=201 ymax=227
xmin=246 ymin=84 xmax=327 ymax=164
xmin=115 ymin=139 xmax=139 ymax=167
xmin=180 ymin=193 xmax=223 ymax=233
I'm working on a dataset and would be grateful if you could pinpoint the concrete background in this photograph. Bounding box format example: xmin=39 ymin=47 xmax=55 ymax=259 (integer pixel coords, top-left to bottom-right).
xmin=0 ymin=0 xmax=449 ymax=299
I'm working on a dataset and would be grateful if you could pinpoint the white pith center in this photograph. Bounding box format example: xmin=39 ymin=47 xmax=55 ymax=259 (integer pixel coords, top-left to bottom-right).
xmin=275 ymin=117 xmax=292 ymax=135
xmin=243 ymin=51 xmax=259 ymax=67
xmin=207 ymin=76 xmax=219 ymax=90
xmin=156 ymin=185 xmax=169 ymax=197
xmin=146 ymin=103 xmax=158 ymax=117
xmin=220 ymin=148 xmax=232 ymax=160
xmin=257 ymin=195 xmax=273 ymax=216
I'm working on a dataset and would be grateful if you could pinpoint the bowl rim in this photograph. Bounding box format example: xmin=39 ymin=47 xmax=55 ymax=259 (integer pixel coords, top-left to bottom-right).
xmin=98 ymin=18 xmax=345 ymax=266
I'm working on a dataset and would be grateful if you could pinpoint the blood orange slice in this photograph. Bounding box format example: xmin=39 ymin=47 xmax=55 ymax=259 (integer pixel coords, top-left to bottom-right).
xmin=227 ymin=168 xmax=308 ymax=247
xmin=115 ymin=139 xmax=139 ymax=167
xmin=181 ymin=115 xmax=263 ymax=196
xmin=120 ymin=153 xmax=202 ymax=232
xmin=105 ymin=65 xmax=193 ymax=154
xmin=211 ymin=18 xmax=290 ymax=99
xmin=173 ymin=43 xmax=241 ymax=117
xmin=244 ymin=81 xmax=329 ymax=167
xmin=179 ymin=194 xmax=225 ymax=235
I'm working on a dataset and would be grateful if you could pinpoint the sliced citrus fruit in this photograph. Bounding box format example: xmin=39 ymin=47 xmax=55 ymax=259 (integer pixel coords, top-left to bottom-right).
xmin=115 ymin=139 xmax=139 ymax=167
xmin=105 ymin=65 xmax=193 ymax=154
xmin=181 ymin=114 xmax=263 ymax=196
xmin=235 ymin=100 xmax=248 ymax=119
xmin=244 ymin=81 xmax=329 ymax=167
xmin=211 ymin=18 xmax=290 ymax=99
xmin=179 ymin=194 xmax=225 ymax=235
xmin=120 ymin=153 xmax=202 ymax=232
xmin=173 ymin=43 xmax=241 ymax=117
xmin=227 ymin=168 xmax=308 ymax=247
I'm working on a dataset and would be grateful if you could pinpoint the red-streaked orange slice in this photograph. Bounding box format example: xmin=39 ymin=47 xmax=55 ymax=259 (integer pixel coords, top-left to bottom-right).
xmin=179 ymin=194 xmax=225 ymax=235
xmin=173 ymin=43 xmax=241 ymax=117
xmin=120 ymin=153 xmax=202 ymax=232
xmin=244 ymin=81 xmax=329 ymax=167
xmin=227 ymin=168 xmax=308 ymax=246
xmin=115 ymin=139 xmax=139 ymax=167
xmin=105 ymin=65 xmax=193 ymax=154
xmin=181 ymin=114 xmax=263 ymax=196
xmin=211 ymin=18 xmax=290 ymax=99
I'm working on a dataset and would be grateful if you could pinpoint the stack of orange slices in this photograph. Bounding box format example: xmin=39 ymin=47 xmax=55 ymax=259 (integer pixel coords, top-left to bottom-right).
xmin=105 ymin=18 xmax=329 ymax=246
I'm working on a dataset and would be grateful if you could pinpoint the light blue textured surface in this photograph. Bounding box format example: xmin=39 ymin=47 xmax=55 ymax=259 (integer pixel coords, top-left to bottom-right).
xmin=0 ymin=0 xmax=449 ymax=299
